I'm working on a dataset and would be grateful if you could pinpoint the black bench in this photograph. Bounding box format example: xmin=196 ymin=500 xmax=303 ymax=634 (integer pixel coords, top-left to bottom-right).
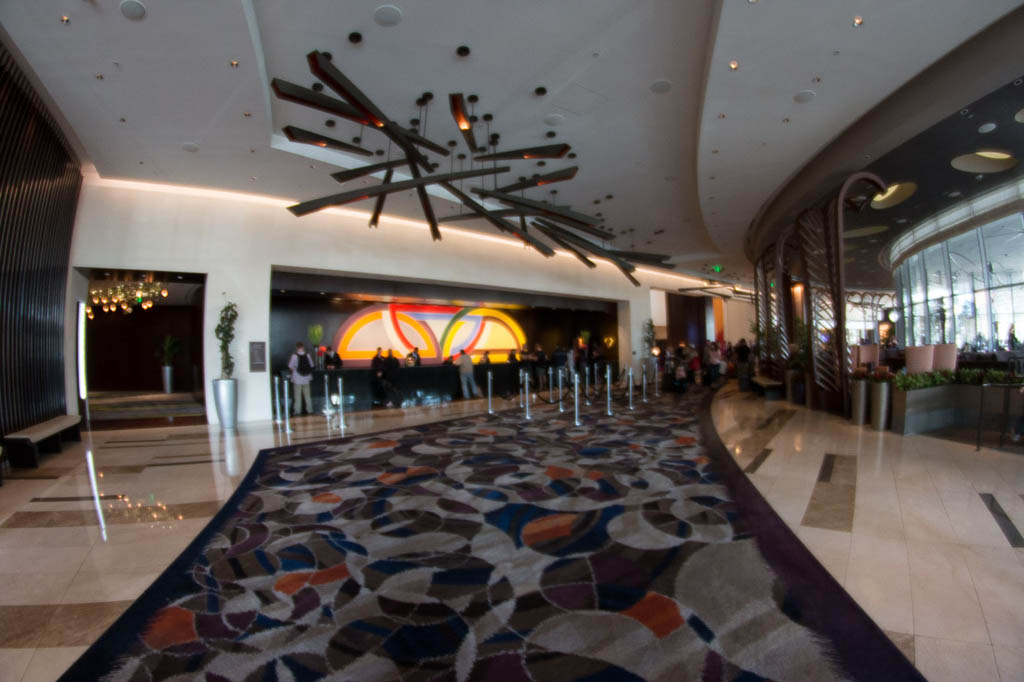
xmin=751 ymin=376 xmax=785 ymax=401
xmin=1 ymin=415 xmax=82 ymax=476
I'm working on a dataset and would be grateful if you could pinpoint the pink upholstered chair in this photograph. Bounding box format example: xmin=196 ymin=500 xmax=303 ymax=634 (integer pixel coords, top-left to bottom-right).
xmin=857 ymin=344 xmax=880 ymax=368
xmin=904 ymin=345 xmax=935 ymax=374
xmin=932 ymin=343 xmax=958 ymax=371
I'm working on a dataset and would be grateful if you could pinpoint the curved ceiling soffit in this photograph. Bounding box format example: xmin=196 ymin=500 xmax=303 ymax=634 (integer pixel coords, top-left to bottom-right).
xmin=744 ymin=6 xmax=1024 ymax=264
xmin=699 ymin=0 xmax=1023 ymax=266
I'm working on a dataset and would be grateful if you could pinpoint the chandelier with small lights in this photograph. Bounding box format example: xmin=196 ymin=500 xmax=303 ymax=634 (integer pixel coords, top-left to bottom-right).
xmin=88 ymin=282 xmax=168 ymax=319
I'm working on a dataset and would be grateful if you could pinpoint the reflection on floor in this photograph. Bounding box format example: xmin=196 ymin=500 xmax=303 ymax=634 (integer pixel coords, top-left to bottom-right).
xmin=1 ymin=386 xmax=1023 ymax=680
xmin=84 ymin=391 xmax=208 ymax=431
xmin=712 ymin=383 xmax=1024 ymax=682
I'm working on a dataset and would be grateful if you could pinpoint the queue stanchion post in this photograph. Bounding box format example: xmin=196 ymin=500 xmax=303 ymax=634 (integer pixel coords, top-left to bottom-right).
xmin=273 ymin=375 xmax=283 ymax=425
xmin=337 ymin=376 xmax=346 ymax=430
xmin=573 ymin=372 xmax=582 ymax=427
xmin=548 ymin=365 xmax=554 ymax=403
xmin=518 ymin=369 xmax=525 ymax=408
xmin=558 ymin=368 xmax=565 ymax=413
xmin=487 ymin=371 xmax=494 ymax=415
xmin=584 ymin=364 xmax=591 ymax=406
xmin=283 ymin=380 xmax=293 ymax=433
xmin=606 ymin=364 xmax=613 ymax=416
xmin=653 ymin=359 xmax=659 ymax=398
xmin=323 ymin=374 xmax=332 ymax=414
xmin=642 ymin=364 xmax=648 ymax=404
xmin=628 ymin=366 xmax=635 ymax=411
xmin=524 ymin=371 xmax=532 ymax=421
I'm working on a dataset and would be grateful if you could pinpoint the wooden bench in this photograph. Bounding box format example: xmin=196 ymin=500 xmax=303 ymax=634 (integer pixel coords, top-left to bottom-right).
xmin=751 ymin=376 xmax=785 ymax=401
xmin=2 ymin=415 xmax=82 ymax=473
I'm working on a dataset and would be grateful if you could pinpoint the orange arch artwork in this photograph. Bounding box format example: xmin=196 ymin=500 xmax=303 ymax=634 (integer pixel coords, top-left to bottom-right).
xmin=332 ymin=304 xmax=527 ymax=366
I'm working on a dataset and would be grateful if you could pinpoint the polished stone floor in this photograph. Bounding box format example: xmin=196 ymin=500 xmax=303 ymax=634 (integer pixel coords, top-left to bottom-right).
xmin=1 ymin=385 xmax=1023 ymax=681
xmin=712 ymin=383 xmax=1024 ymax=682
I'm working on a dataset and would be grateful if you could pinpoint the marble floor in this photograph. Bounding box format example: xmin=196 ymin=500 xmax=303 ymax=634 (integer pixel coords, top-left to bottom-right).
xmin=712 ymin=384 xmax=1024 ymax=682
xmin=1 ymin=385 xmax=1023 ymax=681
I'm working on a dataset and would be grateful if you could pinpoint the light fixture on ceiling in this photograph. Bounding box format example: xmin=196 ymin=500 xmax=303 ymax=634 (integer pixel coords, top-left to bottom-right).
xmin=650 ymin=79 xmax=672 ymax=94
xmin=374 ymin=5 xmax=402 ymax=26
xmin=60 ymin=14 xmax=70 ymax=24
xmin=870 ymin=182 xmax=917 ymax=209
xmin=782 ymin=117 xmax=790 ymax=123
xmin=456 ymin=45 xmax=471 ymax=57
xmin=728 ymin=60 xmax=739 ymax=71
xmin=95 ymin=74 xmax=104 ymax=80
xmin=977 ymin=122 xmax=996 ymax=133
xmin=852 ymin=15 xmax=863 ymax=27
xmin=1015 ymin=106 xmax=1024 ymax=123
xmin=543 ymin=113 xmax=564 ymax=126
xmin=348 ymin=32 xmax=362 ymax=44
xmin=243 ymin=111 xmax=252 ymax=118
xmin=230 ymin=60 xmax=239 ymax=68
xmin=119 ymin=0 xmax=147 ymax=20
xmin=182 ymin=142 xmax=199 ymax=152
xmin=951 ymin=150 xmax=1018 ymax=173
xmin=535 ymin=86 xmax=547 ymax=96
xmin=89 ymin=281 xmax=166 ymax=317
xmin=794 ymin=89 xmax=816 ymax=103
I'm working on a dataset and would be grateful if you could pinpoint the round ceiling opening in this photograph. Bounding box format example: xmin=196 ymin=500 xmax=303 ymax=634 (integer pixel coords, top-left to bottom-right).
xmin=977 ymin=122 xmax=997 ymax=134
xmin=793 ymin=89 xmax=816 ymax=104
xmin=374 ymin=5 xmax=402 ymax=26
xmin=870 ymin=182 xmax=917 ymax=209
xmin=1015 ymin=107 xmax=1024 ymax=123
xmin=119 ymin=0 xmax=146 ymax=20
xmin=844 ymin=225 xmax=888 ymax=239
xmin=950 ymin=150 xmax=1018 ymax=173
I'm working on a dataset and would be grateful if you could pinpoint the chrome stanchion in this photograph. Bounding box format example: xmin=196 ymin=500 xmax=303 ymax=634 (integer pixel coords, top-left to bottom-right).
xmin=558 ymin=368 xmax=565 ymax=413
xmin=273 ymin=375 xmax=283 ymax=424
xmin=283 ymin=381 xmax=293 ymax=433
xmin=642 ymin=365 xmax=648 ymax=404
xmin=548 ymin=365 xmax=554 ymax=403
xmin=487 ymin=371 xmax=494 ymax=415
xmin=524 ymin=372 xmax=532 ymax=420
xmin=628 ymin=366 xmax=635 ymax=411
xmin=322 ymin=374 xmax=332 ymax=414
xmin=606 ymin=364 xmax=613 ymax=416
xmin=584 ymin=364 xmax=591 ymax=406
xmin=518 ymin=369 xmax=525 ymax=408
xmin=653 ymin=359 xmax=659 ymax=398
xmin=337 ymin=376 xmax=346 ymax=429
xmin=573 ymin=372 xmax=582 ymax=427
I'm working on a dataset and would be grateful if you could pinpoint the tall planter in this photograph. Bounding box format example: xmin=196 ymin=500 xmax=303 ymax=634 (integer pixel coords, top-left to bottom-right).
xmin=870 ymin=381 xmax=891 ymax=431
xmin=850 ymin=379 xmax=869 ymax=425
xmin=213 ymin=301 xmax=239 ymax=429
xmin=212 ymin=378 xmax=238 ymax=429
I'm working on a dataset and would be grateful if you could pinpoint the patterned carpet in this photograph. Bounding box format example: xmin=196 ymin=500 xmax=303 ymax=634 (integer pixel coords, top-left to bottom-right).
xmin=63 ymin=390 xmax=923 ymax=681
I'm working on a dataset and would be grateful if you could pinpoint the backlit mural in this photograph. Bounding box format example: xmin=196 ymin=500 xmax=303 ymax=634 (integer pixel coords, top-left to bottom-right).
xmin=333 ymin=304 xmax=526 ymax=366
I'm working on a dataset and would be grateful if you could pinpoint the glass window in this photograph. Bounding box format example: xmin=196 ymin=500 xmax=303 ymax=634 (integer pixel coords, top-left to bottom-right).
xmin=948 ymin=230 xmax=984 ymax=297
xmin=1011 ymin=285 xmax=1024 ymax=351
xmin=975 ymin=290 xmax=992 ymax=350
xmin=953 ymin=293 xmax=977 ymax=349
xmin=912 ymin=302 xmax=928 ymax=346
xmin=907 ymin=253 xmax=926 ymax=303
xmin=981 ymin=214 xmax=1024 ymax=288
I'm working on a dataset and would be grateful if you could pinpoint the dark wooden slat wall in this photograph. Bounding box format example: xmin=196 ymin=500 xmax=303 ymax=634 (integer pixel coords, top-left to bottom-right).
xmin=0 ymin=43 xmax=82 ymax=436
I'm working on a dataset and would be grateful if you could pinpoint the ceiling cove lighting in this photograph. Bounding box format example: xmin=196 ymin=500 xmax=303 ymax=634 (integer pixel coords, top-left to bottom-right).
xmin=870 ymin=182 xmax=917 ymax=209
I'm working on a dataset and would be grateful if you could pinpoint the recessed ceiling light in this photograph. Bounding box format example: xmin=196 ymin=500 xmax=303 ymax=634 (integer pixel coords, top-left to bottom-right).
xmin=348 ymin=32 xmax=362 ymax=44
xmin=794 ymin=89 xmax=816 ymax=104
xmin=717 ymin=113 xmax=726 ymax=119
xmin=119 ymin=0 xmax=147 ymax=20
xmin=812 ymin=76 xmax=822 ymax=84
xmin=60 ymin=15 xmax=70 ymax=24
xmin=243 ymin=112 xmax=252 ymax=118
xmin=543 ymin=113 xmax=564 ymax=127
xmin=456 ymin=45 xmax=470 ymax=57
xmin=535 ymin=86 xmax=547 ymax=96
xmin=728 ymin=60 xmax=739 ymax=71
xmin=95 ymin=74 xmax=104 ymax=80
xmin=852 ymin=15 xmax=863 ymax=27
xmin=250 ymin=176 xmax=258 ymax=181
xmin=119 ymin=117 xmax=126 ymax=123
xmin=947 ymin=190 xmax=962 ymax=197
xmin=977 ymin=122 xmax=996 ymax=133
xmin=230 ymin=60 xmax=239 ymax=68
xmin=871 ymin=182 xmax=917 ymax=209
xmin=1015 ymin=107 xmax=1024 ymax=123
xmin=182 ymin=142 xmax=199 ymax=152
xmin=650 ymin=79 xmax=672 ymax=94
xmin=782 ymin=117 xmax=791 ymax=123
xmin=977 ymin=149 xmax=1011 ymax=160
xmin=374 ymin=5 xmax=402 ymax=26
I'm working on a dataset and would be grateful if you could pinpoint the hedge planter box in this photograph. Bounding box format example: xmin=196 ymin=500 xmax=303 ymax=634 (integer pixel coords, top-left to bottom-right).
xmin=891 ymin=384 xmax=1023 ymax=435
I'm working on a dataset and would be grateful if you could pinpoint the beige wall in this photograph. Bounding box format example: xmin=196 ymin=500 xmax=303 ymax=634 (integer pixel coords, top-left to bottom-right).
xmin=67 ymin=176 xmax=708 ymax=424
xmin=724 ymin=297 xmax=755 ymax=344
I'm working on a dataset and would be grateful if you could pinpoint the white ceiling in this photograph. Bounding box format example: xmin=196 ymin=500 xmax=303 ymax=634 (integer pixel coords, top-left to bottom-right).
xmin=2 ymin=0 xmax=1018 ymax=285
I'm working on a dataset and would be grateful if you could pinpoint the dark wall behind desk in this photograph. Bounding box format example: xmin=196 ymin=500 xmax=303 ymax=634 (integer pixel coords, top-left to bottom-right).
xmin=269 ymin=295 xmax=618 ymax=374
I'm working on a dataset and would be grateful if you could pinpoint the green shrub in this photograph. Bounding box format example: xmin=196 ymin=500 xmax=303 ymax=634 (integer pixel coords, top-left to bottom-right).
xmin=893 ymin=367 xmax=1022 ymax=391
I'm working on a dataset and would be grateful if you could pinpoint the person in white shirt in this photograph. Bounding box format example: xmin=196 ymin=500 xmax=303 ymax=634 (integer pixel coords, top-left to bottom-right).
xmin=287 ymin=342 xmax=314 ymax=415
xmin=456 ymin=349 xmax=480 ymax=399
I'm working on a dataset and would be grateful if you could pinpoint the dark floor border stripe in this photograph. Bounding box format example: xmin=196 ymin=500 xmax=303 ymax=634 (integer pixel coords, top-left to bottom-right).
xmin=979 ymin=493 xmax=1024 ymax=548
xmin=699 ymin=389 xmax=923 ymax=681
xmin=817 ymin=453 xmax=836 ymax=483
xmin=743 ymin=448 xmax=772 ymax=473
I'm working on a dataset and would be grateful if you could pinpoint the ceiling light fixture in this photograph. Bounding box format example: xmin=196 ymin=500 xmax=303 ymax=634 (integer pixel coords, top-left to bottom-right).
xmin=348 ymin=32 xmax=362 ymax=44
xmin=230 ymin=60 xmax=239 ymax=68
xmin=870 ymin=182 xmax=917 ymax=209
xmin=728 ymin=60 xmax=739 ymax=71
xmin=60 ymin=15 xmax=70 ymax=24
xmin=374 ymin=5 xmax=402 ymax=26
xmin=650 ymin=79 xmax=672 ymax=94
xmin=119 ymin=0 xmax=147 ymax=20
xmin=456 ymin=45 xmax=471 ymax=57
xmin=535 ymin=86 xmax=547 ymax=96
xmin=852 ymin=15 xmax=863 ymax=27
xmin=793 ymin=89 xmax=816 ymax=103
xmin=977 ymin=150 xmax=1011 ymax=159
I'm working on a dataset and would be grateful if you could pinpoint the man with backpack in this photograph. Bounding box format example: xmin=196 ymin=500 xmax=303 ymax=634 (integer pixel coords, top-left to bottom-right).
xmin=288 ymin=341 xmax=315 ymax=416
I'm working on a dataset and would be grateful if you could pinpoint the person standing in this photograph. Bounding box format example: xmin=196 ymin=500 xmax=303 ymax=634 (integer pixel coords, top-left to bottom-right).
xmin=370 ymin=347 xmax=386 ymax=406
xmin=324 ymin=346 xmax=342 ymax=369
xmin=288 ymin=342 xmax=314 ymax=415
xmin=406 ymin=347 xmax=421 ymax=367
xmin=382 ymin=349 xmax=402 ymax=407
xmin=480 ymin=350 xmax=491 ymax=364
xmin=456 ymin=349 xmax=481 ymax=399
xmin=533 ymin=343 xmax=547 ymax=390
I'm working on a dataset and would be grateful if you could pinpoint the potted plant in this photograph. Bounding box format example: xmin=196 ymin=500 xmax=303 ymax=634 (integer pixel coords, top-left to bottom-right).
xmin=869 ymin=366 xmax=892 ymax=431
xmin=212 ymin=300 xmax=239 ymax=429
xmin=642 ymin=318 xmax=656 ymax=379
xmin=156 ymin=334 xmax=182 ymax=394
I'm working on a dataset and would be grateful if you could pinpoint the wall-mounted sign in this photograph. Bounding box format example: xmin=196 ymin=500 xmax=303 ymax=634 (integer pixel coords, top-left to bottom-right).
xmin=249 ymin=341 xmax=266 ymax=372
xmin=333 ymin=304 xmax=526 ymax=367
